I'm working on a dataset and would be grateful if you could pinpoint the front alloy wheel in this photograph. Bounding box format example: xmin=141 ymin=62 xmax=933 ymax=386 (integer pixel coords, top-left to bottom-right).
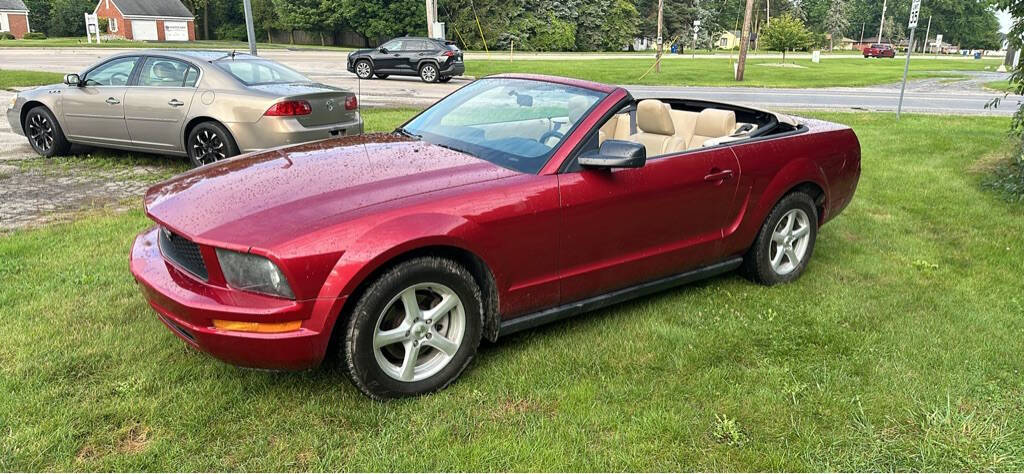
xmin=355 ymin=60 xmax=373 ymax=79
xmin=24 ymin=107 xmax=70 ymax=157
xmin=343 ymin=256 xmax=483 ymax=399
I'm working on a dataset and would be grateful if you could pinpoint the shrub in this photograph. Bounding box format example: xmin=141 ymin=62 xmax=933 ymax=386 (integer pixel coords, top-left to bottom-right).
xmin=984 ymin=153 xmax=1024 ymax=201
xmin=24 ymin=32 xmax=47 ymax=40
xmin=0 ymin=32 xmax=15 ymax=40
xmin=215 ymin=23 xmax=248 ymax=41
xmin=98 ymin=17 xmax=109 ymax=33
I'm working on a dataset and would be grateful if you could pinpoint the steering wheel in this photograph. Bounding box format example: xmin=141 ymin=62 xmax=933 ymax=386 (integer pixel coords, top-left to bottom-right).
xmin=538 ymin=130 xmax=565 ymax=146
xmin=110 ymin=72 xmax=130 ymax=86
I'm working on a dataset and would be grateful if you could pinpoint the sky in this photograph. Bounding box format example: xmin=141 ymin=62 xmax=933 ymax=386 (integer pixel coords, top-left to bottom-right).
xmin=998 ymin=9 xmax=1012 ymax=34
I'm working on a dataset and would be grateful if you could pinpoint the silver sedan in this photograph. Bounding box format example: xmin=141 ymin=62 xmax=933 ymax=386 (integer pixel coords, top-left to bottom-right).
xmin=6 ymin=50 xmax=363 ymax=166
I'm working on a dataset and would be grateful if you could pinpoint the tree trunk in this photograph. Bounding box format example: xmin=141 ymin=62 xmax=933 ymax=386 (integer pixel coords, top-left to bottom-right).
xmin=320 ymin=31 xmax=325 ymax=46
xmin=267 ymin=30 xmax=272 ymax=44
xmin=289 ymin=29 xmax=294 ymax=44
xmin=782 ymin=49 xmax=786 ymax=63
xmin=203 ymin=4 xmax=209 ymax=40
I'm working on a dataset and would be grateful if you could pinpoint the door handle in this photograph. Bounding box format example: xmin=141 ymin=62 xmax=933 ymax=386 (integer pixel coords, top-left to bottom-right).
xmin=704 ymin=169 xmax=734 ymax=182
xmin=168 ymin=99 xmax=184 ymax=107
xmin=105 ymin=97 xmax=121 ymax=105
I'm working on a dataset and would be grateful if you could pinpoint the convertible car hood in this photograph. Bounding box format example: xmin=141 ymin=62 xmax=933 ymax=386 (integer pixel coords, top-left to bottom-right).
xmin=144 ymin=134 xmax=517 ymax=248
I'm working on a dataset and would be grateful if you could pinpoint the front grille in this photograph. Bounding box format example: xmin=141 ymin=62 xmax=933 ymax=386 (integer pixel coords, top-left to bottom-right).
xmin=158 ymin=227 xmax=209 ymax=280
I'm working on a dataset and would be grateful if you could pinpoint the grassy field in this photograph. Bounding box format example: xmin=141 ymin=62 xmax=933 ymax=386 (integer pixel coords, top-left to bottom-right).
xmin=985 ymin=79 xmax=1016 ymax=93
xmin=0 ymin=69 xmax=65 ymax=88
xmin=467 ymin=57 xmax=1001 ymax=87
xmin=0 ymin=37 xmax=351 ymax=51
xmin=2 ymin=110 xmax=1024 ymax=471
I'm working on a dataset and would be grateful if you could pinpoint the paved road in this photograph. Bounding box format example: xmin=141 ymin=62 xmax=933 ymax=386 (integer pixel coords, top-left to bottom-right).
xmin=1 ymin=47 xmax=1019 ymax=114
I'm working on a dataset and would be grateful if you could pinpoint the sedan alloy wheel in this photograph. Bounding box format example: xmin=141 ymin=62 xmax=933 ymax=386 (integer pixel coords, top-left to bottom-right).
xmin=26 ymin=112 xmax=55 ymax=154
xmin=191 ymin=129 xmax=227 ymax=165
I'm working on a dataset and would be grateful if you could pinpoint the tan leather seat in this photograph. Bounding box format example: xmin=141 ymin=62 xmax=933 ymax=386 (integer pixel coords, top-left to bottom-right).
xmin=688 ymin=109 xmax=737 ymax=148
xmin=668 ymin=108 xmax=700 ymax=146
xmin=628 ymin=99 xmax=686 ymax=156
xmin=598 ymin=113 xmax=632 ymax=144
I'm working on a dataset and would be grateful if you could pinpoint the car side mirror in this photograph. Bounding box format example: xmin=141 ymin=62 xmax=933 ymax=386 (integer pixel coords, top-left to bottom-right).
xmin=378 ymin=47 xmax=388 ymax=54
xmin=578 ymin=140 xmax=646 ymax=169
xmin=64 ymin=73 xmax=81 ymax=87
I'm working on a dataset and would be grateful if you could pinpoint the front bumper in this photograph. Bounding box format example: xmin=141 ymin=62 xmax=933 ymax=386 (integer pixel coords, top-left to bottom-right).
xmin=129 ymin=227 xmax=346 ymax=370
xmin=226 ymin=114 xmax=364 ymax=154
xmin=6 ymin=104 xmax=24 ymax=136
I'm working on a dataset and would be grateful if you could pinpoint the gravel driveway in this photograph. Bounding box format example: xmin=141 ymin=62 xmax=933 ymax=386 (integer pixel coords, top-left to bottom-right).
xmin=1 ymin=90 xmax=181 ymax=233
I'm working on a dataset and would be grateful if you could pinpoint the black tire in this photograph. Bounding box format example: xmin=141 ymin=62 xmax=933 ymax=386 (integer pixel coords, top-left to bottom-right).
xmin=741 ymin=192 xmax=818 ymax=286
xmin=374 ymin=73 xmax=389 ymax=79
xmin=24 ymin=106 xmax=71 ymax=157
xmin=419 ymin=63 xmax=439 ymax=83
xmin=342 ymin=256 xmax=483 ymax=400
xmin=438 ymin=76 xmax=453 ymax=83
xmin=354 ymin=59 xmax=374 ymax=79
xmin=186 ymin=121 xmax=239 ymax=167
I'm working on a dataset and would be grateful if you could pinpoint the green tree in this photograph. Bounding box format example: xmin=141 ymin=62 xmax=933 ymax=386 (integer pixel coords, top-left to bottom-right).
xmin=823 ymin=0 xmax=849 ymax=50
xmin=760 ymin=12 xmax=811 ymax=61
xmin=341 ymin=0 xmax=424 ymax=46
xmin=46 ymin=0 xmax=94 ymax=37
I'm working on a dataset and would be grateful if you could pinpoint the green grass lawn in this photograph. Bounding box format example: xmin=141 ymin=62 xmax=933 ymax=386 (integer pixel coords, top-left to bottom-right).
xmin=984 ymin=79 xmax=1016 ymax=93
xmin=466 ymin=57 xmax=1001 ymax=87
xmin=2 ymin=110 xmax=1024 ymax=471
xmin=0 ymin=69 xmax=65 ymax=88
xmin=0 ymin=37 xmax=352 ymax=51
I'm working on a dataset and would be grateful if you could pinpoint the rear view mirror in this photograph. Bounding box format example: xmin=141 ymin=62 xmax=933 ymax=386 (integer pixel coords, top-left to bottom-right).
xmin=578 ymin=140 xmax=646 ymax=169
xmin=64 ymin=73 xmax=81 ymax=87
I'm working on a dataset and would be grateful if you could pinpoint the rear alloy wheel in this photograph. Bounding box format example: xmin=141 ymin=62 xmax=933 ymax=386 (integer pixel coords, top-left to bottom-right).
xmin=187 ymin=122 xmax=239 ymax=167
xmin=24 ymin=106 xmax=70 ymax=157
xmin=742 ymin=192 xmax=818 ymax=286
xmin=343 ymin=257 xmax=483 ymax=399
xmin=355 ymin=60 xmax=374 ymax=79
xmin=419 ymin=63 xmax=439 ymax=83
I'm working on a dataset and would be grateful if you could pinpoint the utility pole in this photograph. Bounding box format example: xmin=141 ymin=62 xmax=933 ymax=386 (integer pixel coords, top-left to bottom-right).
xmin=859 ymin=22 xmax=865 ymax=45
xmin=656 ymin=0 xmax=664 ymax=72
xmin=736 ymin=0 xmax=755 ymax=81
xmin=922 ymin=15 xmax=931 ymax=53
xmin=766 ymin=0 xmax=770 ymax=26
xmin=877 ymin=0 xmax=887 ymax=42
xmin=243 ymin=0 xmax=257 ymax=55
xmin=425 ymin=0 xmax=435 ymax=38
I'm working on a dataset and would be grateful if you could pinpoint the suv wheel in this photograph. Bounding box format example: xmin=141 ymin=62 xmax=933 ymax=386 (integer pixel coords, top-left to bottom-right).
xmin=375 ymin=73 xmax=389 ymax=79
xmin=438 ymin=76 xmax=452 ymax=83
xmin=419 ymin=63 xmax=439 ymax=83
xmin=342 ymin=256 xmax=483 ymax=400
xmin=355 ymin=59 xmax=373 ymax=80
xmin=742 ymin=192 xmax=818 ymax=286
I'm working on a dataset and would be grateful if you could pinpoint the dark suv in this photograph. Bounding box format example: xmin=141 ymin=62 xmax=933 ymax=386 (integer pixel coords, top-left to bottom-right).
xmin=347 ymin=37 xmax=465 ymax=83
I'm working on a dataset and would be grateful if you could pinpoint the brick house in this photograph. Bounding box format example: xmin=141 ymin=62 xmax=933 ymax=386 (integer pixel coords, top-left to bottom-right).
xmin=94 ymin=0 xmax=195 ymax=42
xmin=0 ymin=0 xmax=31 ymax=39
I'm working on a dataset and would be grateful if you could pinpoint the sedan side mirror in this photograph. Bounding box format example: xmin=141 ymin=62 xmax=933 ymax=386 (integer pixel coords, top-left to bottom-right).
xmin=578 ymin=140 xmax=646 ymax=169
xmin=378 ymin=47 xmax=388 ymax=54
xmin=64 ymin=73 xmax=81 ymax=87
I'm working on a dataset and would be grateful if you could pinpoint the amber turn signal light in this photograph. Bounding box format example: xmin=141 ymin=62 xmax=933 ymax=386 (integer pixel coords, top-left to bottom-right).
xmin=212 ymin=320 xmax=302 ymax=333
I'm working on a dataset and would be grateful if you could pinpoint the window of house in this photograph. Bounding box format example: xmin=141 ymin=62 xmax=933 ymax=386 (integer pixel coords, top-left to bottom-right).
xmin=0 ymin=13 xmax=10 ymax=32
xmin=110 ymin=17 xmax=118 ymax=32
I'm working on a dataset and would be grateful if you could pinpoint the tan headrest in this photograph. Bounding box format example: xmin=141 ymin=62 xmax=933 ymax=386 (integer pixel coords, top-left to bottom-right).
xmin=568 ymin=95 xmax=591 ymax=123
xmin=636 ymin=99 xmax=675 ymax=136
xmin=694 ymin=109 xmax=737 ymax=137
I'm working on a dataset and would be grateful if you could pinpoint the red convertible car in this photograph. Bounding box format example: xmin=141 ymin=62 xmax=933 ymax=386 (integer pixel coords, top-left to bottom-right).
xmin=130 ymin=74 xmax=860 ymax=399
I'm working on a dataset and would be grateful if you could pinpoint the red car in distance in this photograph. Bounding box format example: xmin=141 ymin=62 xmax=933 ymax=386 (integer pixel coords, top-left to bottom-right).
xmin=130 ymin=74 xmax=861 ymax=399
xmin=863 ymin=43 xmax=896 ymax=58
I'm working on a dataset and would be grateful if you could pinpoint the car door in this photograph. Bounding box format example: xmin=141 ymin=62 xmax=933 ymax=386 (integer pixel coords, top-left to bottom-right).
xmin=402 ymin=40 xmax=428 ymax=72
xmin=61 ymin=56 xmax=140 ymax=146
xmin=123 ymin=56 xmax=201 ymax=152
xmin=373 ymin=39 xmax=404 ymax=72
xmin=556 ymin=142 xmax=740 ymax=304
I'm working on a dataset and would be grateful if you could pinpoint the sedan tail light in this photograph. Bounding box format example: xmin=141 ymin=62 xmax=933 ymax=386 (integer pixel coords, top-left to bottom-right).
xmin=264 ymin=100 xmax=312 ymax=116
xmin=345 ymin=95 xmax=358 ymax=110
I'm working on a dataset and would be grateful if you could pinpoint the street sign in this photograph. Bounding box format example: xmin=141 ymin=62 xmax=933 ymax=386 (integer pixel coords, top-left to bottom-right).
xmin=908 ymin=0 xmax=921 ymax=28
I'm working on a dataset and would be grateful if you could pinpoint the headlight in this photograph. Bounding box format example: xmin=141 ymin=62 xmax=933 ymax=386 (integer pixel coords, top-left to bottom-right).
xmin=7 ymin=95 xmax=16 ymax=110
xmin=216 ymin=249 xmax=295 ymax=299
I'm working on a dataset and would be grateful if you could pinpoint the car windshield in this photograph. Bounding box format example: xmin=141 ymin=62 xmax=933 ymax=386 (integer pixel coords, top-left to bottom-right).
xmin=214 ymin=58 xmax=311 ymax=85
xmin=400 ymin=78 xmax=606 ymax=174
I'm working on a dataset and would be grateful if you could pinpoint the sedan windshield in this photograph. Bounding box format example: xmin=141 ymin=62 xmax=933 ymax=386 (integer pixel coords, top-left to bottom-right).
xmin=401 ymin=78 xmax=606 ymax=174
xmin=214 ymin=59 xmax=311 ymax=85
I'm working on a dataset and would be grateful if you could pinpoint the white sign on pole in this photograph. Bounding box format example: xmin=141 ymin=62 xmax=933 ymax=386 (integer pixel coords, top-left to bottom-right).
xmin=812 ymin=50 xmax=821 ymax=63
xmin=84 ymin=13 xmax=100 ymax=44
xmin=908 ymin=0 xmax=921 ymax=28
